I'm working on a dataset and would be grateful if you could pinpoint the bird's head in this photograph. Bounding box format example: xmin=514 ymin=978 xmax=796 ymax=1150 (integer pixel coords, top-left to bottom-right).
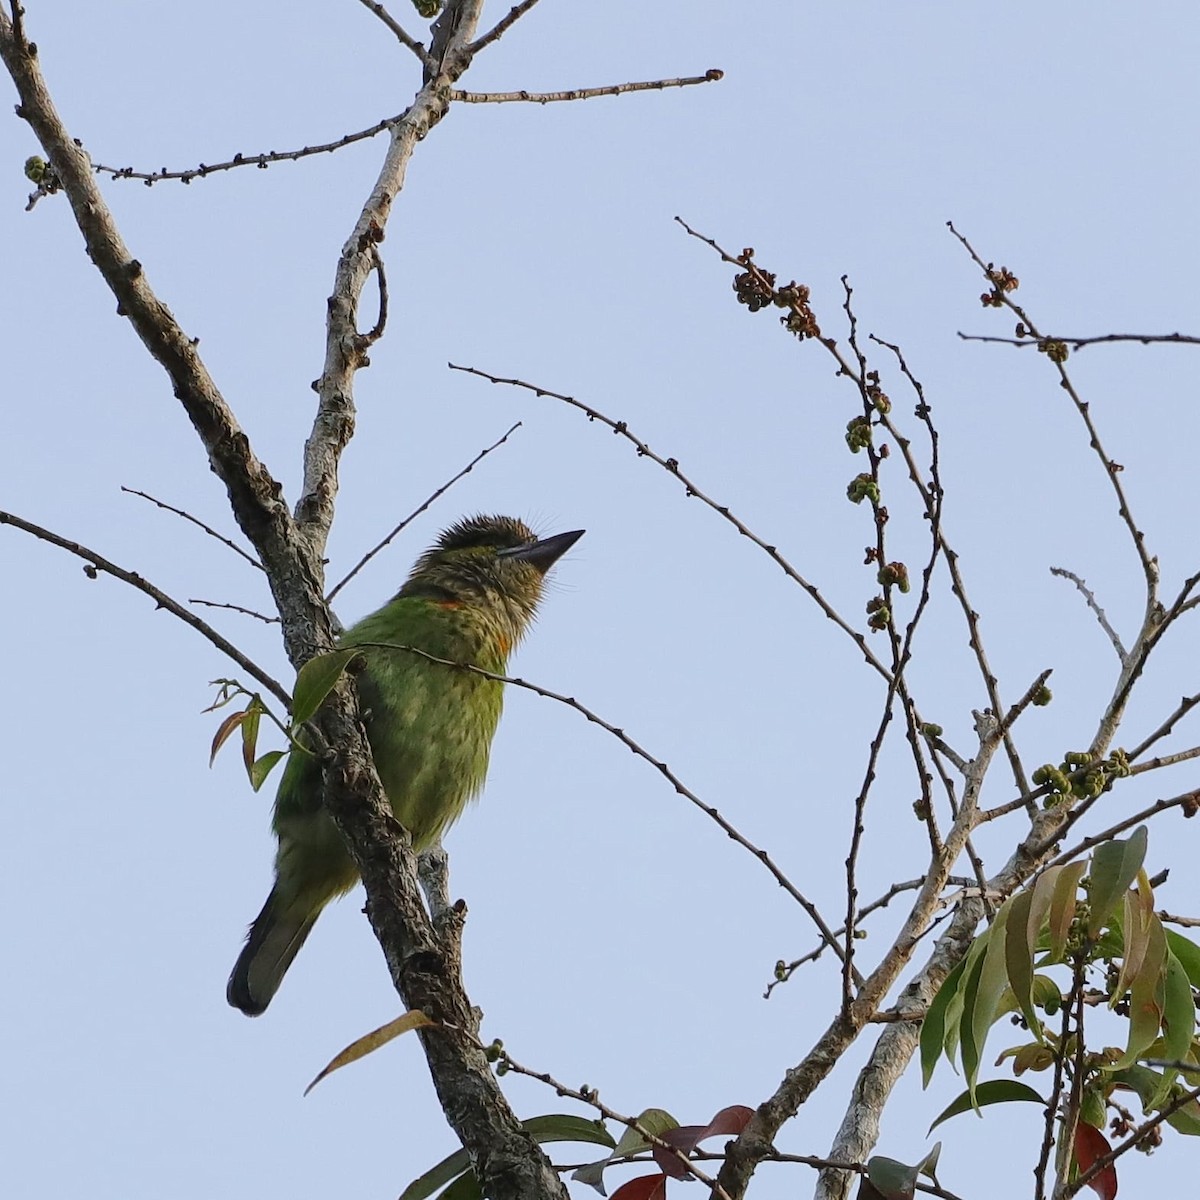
xmin=400 ymin=515 xmax=583 ymax=639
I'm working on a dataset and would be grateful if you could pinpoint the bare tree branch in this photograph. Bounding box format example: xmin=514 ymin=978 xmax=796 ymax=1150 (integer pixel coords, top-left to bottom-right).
xmin=469 ymin=0 xmax=541 ymax=53
xmin=93 ymin=114 xmax=405 ymax=185
xmin=0 ymin=508 xmax=289 ymax=705
xmin=349 ymin=640 xmax=852 ymax=972
xmin=1050 ymin=566 xmax=1126 ymax=661
xmin=450 ymin=70 xmax=723 ymax=104
xmin=449 ymin=362 xmax=896 ymax=686
xmin=958 ymin=329 xmax=1200 ymax=351
xmin=121 ymin=486 xmax=262 ymax=570
xmin=189 ymin=598 xmax=279 ymax=624
xmin=0 ymin=7 xmax=574 ymax=1196
xmin=326 ymin=421 xmax=521 ymax=604
xmin=949 ymin=222 xmax=1158 ymax=596
xmin=355 ymin=0 xmax=434 ymax=68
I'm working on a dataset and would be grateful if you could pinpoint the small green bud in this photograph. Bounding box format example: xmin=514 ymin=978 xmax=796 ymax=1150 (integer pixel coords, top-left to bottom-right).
xmin=1039 ymin=339 xmax=1069 ymax=363
xmin=484 ymin=1038 xmax=504 ymax=1062
xmin=877 ymin=561 xmax=911 ymax=594
xmin=871 ymin=390 xmax=891 ymax=415
xmin=1064 ymin=751 xmax=1091 ymax=767
xmin=774 ymin=960 xmax=788 ymax=981
xmin=847 ymin=473 xmax=880 ymax=505
xmin=853 ymin=928 xmax=868 ymax=940
xmin=1031 ymin=685 xmax=1052 ymax=707
xmin=24 ymin=154 xmax=47 ymax=183
xmin=845 ymin=416 xmax=872 ymax=453
xmin=920 ymin=722 xmax=943 ymax=738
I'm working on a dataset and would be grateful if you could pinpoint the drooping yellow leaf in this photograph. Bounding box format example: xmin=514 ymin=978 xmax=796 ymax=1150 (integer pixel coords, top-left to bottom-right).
xmin=304 ymin=1009 xmax=436 ymax=1096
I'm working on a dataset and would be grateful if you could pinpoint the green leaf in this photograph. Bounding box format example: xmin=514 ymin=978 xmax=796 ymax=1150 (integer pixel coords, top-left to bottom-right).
xmin=928 ymin=1079 xmax=1046 ymax=1131
xmin=863 ymin=1145 xmax=939 ymax=1200
xmin=1048 ymin=861 xmax=1087 ymax=962
xmin=921 ymin=953 xmax=968 ymax=1086
xmin=399 ymin=1148 xmax=471 ymax=1200
xmin=250 ymin=749 xmax=286 ymax=792
xmin=967 ymin=904 xmax=1014 ymax=1101
xmin=1113 ymin=878 xmax=1155 ymax=1006
xmin=1004 ymin=889 xmax=1041 ymax=1037
xmin=1113 ymin=911 xmax=1167 ymax=1069
xmin=240 ymin=695 xmax=263 ymax=773
xmin=573 ymin=1109 xmax=676 ymax=1195
xmin=525 ymin=1114 xmax=615 ymax=1149
xmin=1026 ymin=866 xmax=1064 ymax=953
xmin=1165 ymin=928 xmax=1200 ymax=988
xmin=1109 ymin=1065 xmax=1200 ymax=1136
xmin=1162 ymin=948 xmax=1196 ymax=1063
xmin=291 ymin=648 xmax=358 ymax=724
xmin=1031 ymin=973 xmax=1063 ymax=1015
xmin=610 ymin=1108 xmax=677 ymax=1160
xmin=1088 ymin=825 xmax=1148 ymax=938
xmin=958 ymin=931 xmax=990 ymax=1099
xmin=405 ymin=1114 xmax=616 ymax=1200
xmin=866 ymin=1155 xmax=919 ymax=1200
xmin=433 ymin=1170 xmax=482 ymax=1200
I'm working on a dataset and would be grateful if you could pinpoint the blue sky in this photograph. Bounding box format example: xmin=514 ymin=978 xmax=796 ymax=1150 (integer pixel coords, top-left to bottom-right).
xmin=3 ymin=3 xmax=1199 ymax=1198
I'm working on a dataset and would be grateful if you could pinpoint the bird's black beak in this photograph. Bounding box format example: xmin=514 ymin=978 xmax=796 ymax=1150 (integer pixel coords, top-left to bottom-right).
xmin=500 ymin=528 xmax=584 ymax=573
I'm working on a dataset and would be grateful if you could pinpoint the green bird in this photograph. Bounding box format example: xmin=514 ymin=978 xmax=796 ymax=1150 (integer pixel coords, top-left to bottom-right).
xmin=228 ymin=515 xmax=583 ymax=1015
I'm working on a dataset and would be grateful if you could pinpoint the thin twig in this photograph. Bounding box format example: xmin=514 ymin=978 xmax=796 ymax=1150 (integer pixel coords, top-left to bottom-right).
xmin=325 ymin=421 xmax=521 ymax=604
xmin=1094 ymin=567 xmax=1200 ymax=757
xmin=469 ymin=0 xmax=541 ymax=53
xmin=93 ymin=113 xmax=408 ymax=185
xmin=449 ymin=363 xmax=895 ymax=686
xmin=352 ymin=640 xmax=850 ymax=967
xmin=0 ymin=509 xmax=288 ymax=705
xmin=949 ymin=222 xmax=1157 ymax=592
xmin=489 ymin=1045 xmax=733 ymax=1200
xmin=1130 ymin=743 xmax=1200 ymax=774
xmin=1050 ymin=567 xmax=1126 ymax=661
xmin=189 ymin=597 xmax=278 ymax=624
xmin=450 ymin=70 xmax=722 ymax=104
xmin=1127 ymin=691 xmax=1200 ymax=762
xmin=998 ymin=669 xmax=1054 ymax=736
xmin=1158 ymin=912 xmax=1200 ymax=928
xmin=765 ymin=876 xmax=975 ymax=997
xmin=1061 ymin=1082 xmax=1200 ymax=1198
xmin=121 ymin=486 xmax=263 ymax=569
xmin=676 ymin=219 xmax=1033 ymax=803
xmin=360 ymin=245 xmax=389 ymax=347
xmin=958 ymin=330 xmax=1200 ymax=351
xmin=1037 ymin=790 xmax=1195 ymax=869
xmin=1033 ymin=960 xmax=1086 ymax=1200
xmin=355 ymin=0 xmax=434 ymax=68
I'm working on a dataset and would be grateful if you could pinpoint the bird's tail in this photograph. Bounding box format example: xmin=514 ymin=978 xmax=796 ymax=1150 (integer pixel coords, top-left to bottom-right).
xmin=227 ymin=886 xmax=319 ymax=1016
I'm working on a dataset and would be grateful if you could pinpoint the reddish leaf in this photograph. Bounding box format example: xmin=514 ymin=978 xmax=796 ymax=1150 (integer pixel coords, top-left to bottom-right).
xmin=610 ymin=1174 xmax=668 ymax=1200
xmin=209 ymin=708 xmax=247 ymax=767
xmin=651 ymin=1104 xmax=753 ymax=1177
xmin=1074 ymin=1122 xmax=1118 ymax=1200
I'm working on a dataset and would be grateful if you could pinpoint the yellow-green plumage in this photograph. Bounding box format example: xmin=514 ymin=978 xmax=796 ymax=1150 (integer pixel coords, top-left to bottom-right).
xmin=228 ymin=515 xmax=582 ymax=1015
